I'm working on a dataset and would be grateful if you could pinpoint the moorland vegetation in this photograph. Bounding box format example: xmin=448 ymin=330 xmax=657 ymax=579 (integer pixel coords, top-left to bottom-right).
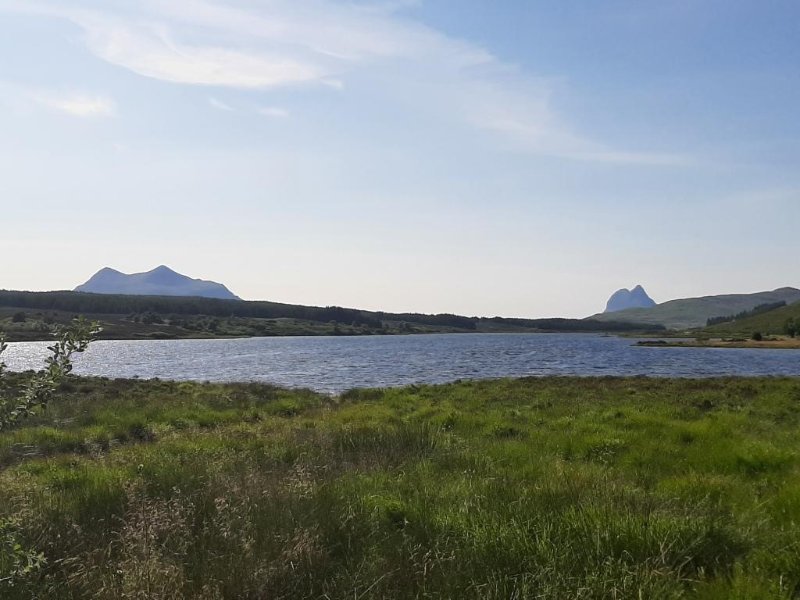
xmin=1 ymin=371 xmax=799 ymax=598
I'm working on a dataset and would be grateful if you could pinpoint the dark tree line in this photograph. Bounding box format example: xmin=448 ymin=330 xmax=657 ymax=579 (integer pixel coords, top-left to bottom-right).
xmin=374 ymin=312 xmax=477 ymax=330
xmin=0 ymin=290 xmax=385 ymax=326
xmin=481 ymin=317 xmax=665 ymax=333
xmin=0 ymin=291 xmax=478 ymax=330
xmin=706 ymin=301 xmax=787 ymax=327
xmin=0 ymin=290 xmax=668 ymax=333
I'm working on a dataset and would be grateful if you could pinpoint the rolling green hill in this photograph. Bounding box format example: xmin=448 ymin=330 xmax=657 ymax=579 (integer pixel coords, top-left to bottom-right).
xmin=704 ymin=300 xmax=800 ymax=337
xmin=587 ymin=287 xmax=800 ymax=330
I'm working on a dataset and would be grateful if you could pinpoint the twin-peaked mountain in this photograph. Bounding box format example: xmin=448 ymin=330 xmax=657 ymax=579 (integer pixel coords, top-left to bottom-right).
xmin=604 ymin=285 xmax=656 ymax=313
xmin=75 ymin=266 xmax=240 ymax=300
xmin=591 ymin=286 xmax=800 ymax=330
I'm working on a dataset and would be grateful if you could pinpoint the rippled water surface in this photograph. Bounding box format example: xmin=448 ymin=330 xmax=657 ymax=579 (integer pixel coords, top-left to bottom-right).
xmin=4 ymin=334 xmax=800 ymax=394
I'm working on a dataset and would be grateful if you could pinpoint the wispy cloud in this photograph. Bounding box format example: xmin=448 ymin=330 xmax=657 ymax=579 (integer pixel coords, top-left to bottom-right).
xmin=0 ymin=80 xmax=117 ymax=118
xmin=0 ymin=0 xmax=688 ymax=165
xmin=208 ymin=97 xmax=233 ymax=111
xmin=259 ymin=106 xmax=289 ymax=119
xmin=82 ymin=16 xmax=323 ymax=89
xmin=32 ymin=90 xmax=116 ymax=117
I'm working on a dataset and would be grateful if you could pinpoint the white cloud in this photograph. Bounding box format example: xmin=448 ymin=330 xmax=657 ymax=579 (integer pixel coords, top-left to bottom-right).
xmin=142 ymin=0 xmax=490 ymax=66
xmin=31 ymin=89 xmax=116 ymax=117
xmin=79 ymin=15 xmax=323 ymax=89
xmin=0 ymin=0 xmax=687 ymax=165
xmin=0 ymin=80 xmax=115 ymax=118
xmin=258 ymin=106 xmax=289 ymax=119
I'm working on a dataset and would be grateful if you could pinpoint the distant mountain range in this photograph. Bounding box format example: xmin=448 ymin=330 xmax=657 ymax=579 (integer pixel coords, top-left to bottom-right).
xmin=24 ymin=268 xmax=800 ymax=334
xmin=589 ymin=287 xmax=800 ymax=330
xmin=604 ymin=285 xmax=656 ymax=313
xmin=75 ymin=266 xmax=240 ymax=300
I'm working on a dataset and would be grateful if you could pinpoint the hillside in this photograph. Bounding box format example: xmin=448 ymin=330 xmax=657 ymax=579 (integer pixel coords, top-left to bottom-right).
xmin=75 ymin=266 xmax=240 ymax=300
xmin=588 ymin=287 xmax=800 ymax=330
xmin=704 ymin=300 xmax=800 ymax=337
xmin=0 ymin=290 xmax=662 ymax=342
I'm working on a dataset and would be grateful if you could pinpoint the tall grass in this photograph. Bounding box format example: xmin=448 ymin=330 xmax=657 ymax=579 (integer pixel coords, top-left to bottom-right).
xmin=1 ymin=376 xmax=800 ymax=598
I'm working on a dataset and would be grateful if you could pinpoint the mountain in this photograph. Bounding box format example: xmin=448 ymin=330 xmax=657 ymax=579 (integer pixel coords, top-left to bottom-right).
xmin=74 ymin=266 xmax=240 ymax=300
xmin=604 ymin=285 xmax=656 ymax=313
xmin=588 ymin=287 xmax=800 ymax=330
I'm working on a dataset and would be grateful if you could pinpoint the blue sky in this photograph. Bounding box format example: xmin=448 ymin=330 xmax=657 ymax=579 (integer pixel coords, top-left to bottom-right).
xmin=1 ymin=0 xmax=798 ymax=318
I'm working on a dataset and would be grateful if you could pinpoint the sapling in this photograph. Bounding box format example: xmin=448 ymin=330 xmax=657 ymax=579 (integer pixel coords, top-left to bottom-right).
xmin=0 ymin=317 xmax=101 ymax=431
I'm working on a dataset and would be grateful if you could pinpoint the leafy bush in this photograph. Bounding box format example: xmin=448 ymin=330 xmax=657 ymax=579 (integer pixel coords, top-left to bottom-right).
xmin=0 ymin=318 xmax=99 ymax=588
xmin=0 ymin=317 xmax=100 ymax=431
xmin=0 ymin=518 xmax=45 ymax=586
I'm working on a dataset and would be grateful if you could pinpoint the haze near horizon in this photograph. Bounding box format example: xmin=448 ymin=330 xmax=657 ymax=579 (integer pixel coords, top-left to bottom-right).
xmin=2 ymin=0 xmax=799 ymax=318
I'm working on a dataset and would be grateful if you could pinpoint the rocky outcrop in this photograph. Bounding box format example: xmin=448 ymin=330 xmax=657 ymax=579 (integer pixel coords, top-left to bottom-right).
xmin=604 ymin=285 xmax=656 ymax=313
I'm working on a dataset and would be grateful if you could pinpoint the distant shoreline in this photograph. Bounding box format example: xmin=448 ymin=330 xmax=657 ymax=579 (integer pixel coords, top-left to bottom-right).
xmin=637 ymin=338 xmax=800 ymax=350
xmin=4 ymin=329 xmax=628 ymax=344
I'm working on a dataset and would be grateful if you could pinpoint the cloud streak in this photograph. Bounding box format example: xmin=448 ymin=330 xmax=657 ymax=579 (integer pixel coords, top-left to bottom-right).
xmin=34 ymin=91 xmax=116 ymax=117
xmin=1 ymin=0 xmax=687 ymax=165
xmin=79 ymin=17 xmax=324 ymax=89
xmin=259 ymin=106 xmax=289 ymax=119
xmin=208 ymin=97 xmax=233 ymax=111
xmin=0 ymin=81 xmax=116 ymax=118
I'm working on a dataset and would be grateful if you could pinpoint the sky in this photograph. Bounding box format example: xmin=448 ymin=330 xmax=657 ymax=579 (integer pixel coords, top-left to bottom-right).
xmin=1 ymin=0 xmax=798 ymax=318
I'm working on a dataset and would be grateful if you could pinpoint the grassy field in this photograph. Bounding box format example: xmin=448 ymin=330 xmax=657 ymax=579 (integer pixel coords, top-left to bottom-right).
xmin=2 ymin=376 xmax=800 ymax=598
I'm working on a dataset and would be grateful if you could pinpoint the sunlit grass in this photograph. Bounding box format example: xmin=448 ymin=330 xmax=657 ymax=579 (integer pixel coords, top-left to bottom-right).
xmin=1 ymin=376 xmax=800 ymax=598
